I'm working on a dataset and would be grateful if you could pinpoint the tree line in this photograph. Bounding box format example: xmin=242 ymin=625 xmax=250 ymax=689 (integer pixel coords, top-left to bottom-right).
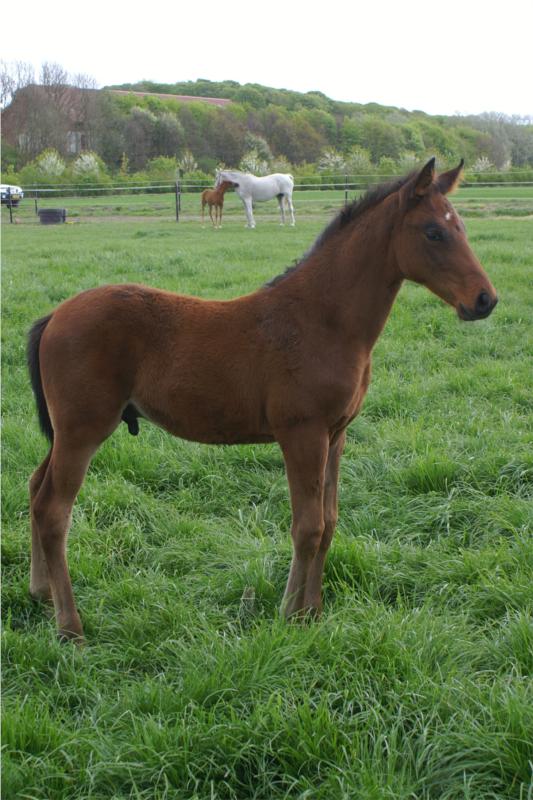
xmin=2 ymin=63 xmax=533 ymax=188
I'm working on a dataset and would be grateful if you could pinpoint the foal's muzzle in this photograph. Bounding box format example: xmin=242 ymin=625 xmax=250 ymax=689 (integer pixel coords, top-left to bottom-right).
xmin=458 ymin=291 xmax=498 ymax=321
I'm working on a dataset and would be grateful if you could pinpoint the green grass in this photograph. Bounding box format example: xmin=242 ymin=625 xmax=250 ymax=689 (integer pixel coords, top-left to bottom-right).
xmin=2 ymin=204 xmax=533 ymax=799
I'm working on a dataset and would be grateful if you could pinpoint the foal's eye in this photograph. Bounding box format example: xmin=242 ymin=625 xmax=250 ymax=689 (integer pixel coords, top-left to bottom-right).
xmin=425 ymin=227 xmax=445 ymax=242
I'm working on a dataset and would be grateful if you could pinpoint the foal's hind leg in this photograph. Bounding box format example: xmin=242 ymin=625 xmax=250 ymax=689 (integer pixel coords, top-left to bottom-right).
xmin=31 ymin=431 xmax=109 ymax=642
xmin=278 ymin=425 xmax=329 ymax=618
xmin=304 ymin=431 xmax=346 ymax=616
xmin=29 ymin=451 xmax=52 ymax=601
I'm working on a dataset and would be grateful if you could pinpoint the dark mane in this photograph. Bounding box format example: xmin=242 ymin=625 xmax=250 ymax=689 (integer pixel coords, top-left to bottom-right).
xmin=265 ymin=171 xmax=415 ymax=288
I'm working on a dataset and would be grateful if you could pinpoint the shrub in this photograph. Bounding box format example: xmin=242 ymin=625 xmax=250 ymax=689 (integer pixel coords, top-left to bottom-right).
xmin=145 ymin=156 xmax=179 ymax=182
xmin=318 ymin=149 xmax=346 ymax=174
xmin=472 ymin=156 xmax=495 ymax=173
xmin=71 ymin=151 xmax=107 ymax=180
xmin=378 ymin=156 xmax=398 ymax=176
xmin=17 ymin=149 xmax=66 ymax=187
xmin=178 ymin=150 xmax=198 ymax=174
xmin=345 ymin=146 xmax=372 ymax=175
xmin=36 ymin=149 xmax=66 ymax=178
xmin=270 ymin=155 xmax=293 ymax=175
xmin=239 ymin=150 xmax=269 ymax=175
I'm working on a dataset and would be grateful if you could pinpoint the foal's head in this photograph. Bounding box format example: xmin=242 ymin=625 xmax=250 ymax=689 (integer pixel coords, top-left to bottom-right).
xmin=393 ymin=158 xmax=498 ymax=320
xmin=218 ymin=180 xmax=235 ymax=193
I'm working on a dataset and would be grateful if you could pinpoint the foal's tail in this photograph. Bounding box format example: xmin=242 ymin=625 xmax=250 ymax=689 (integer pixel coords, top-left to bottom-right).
xmin=27 ymin=314 xmax=54 ymax=443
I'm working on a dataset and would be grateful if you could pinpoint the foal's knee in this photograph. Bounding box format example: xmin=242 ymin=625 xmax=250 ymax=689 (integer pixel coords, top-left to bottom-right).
xmin=293 ymin=522 xmax=325 ymax=560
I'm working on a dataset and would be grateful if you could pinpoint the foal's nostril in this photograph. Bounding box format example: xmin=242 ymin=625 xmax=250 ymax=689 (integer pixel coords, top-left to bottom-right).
xmin=475 ymin=291 xmax=492 ymax=315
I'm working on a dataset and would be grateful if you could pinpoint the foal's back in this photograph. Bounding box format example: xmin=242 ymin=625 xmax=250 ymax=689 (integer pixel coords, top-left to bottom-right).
xmin=40 ymin=283 xmax=279 ymax=445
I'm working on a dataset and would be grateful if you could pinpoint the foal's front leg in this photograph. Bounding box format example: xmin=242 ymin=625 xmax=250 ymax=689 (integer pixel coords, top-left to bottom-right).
xmin=278 ymin=426 xmax=329 ymax=618
xmin=304 ymin=430 xmax=346 ymax=615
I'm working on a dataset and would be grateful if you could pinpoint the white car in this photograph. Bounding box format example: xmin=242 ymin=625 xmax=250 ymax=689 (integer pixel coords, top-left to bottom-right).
xmin=1 ymin=184 xmax=24 ymax=207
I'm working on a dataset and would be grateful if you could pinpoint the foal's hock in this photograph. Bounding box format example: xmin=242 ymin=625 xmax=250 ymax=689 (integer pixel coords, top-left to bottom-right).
xmin=28 ymin=159 xmax=497 ymax=642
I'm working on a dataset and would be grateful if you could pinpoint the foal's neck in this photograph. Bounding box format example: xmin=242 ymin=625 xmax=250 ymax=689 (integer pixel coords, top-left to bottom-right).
xmin=293 ymin=202 xmax=403 ymax=353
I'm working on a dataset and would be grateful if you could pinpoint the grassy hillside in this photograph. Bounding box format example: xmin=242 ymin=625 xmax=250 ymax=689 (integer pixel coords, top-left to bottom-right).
xmin=2 ymin=200 xmax=532 ymax=798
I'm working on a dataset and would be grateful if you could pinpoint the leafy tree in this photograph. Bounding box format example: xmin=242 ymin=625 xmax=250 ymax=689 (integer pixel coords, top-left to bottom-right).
xmin=340 ymin=117 xmax=362 ymax=151
xmin=206 ymin=109 xmax=247 ymax=166
xmin=123 ymin=107 xmax=157 ymax=169
xmin=233 ymin=86 xmax=265 ymax=108
xmin=402 ymin=123 xmax=426 ymax=156
xmin=360 ymin=117 xmax=404 ymax=162
xmin=301 ymin=109 xmax=337 ymax=146
xmin=153 ymin=113 xmax=185 ymax=158
xmin=243 ymin=132 xmax=273 ymax=162
xmin=508 ymin=124 xmax=533 ymax=166
xmin=92 ymin=92 xmax=126 ymax=168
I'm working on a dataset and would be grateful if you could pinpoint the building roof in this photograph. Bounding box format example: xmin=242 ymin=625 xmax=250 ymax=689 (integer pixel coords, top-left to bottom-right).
xmin=107 ymin=89 xmax=232 ymax=107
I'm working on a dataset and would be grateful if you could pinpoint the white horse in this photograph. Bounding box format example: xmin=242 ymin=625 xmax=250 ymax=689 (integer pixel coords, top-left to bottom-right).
xmin=216 ymin=170 xmax=295 ymax=228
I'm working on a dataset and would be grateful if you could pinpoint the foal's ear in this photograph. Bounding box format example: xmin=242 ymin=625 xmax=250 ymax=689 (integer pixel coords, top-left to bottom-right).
xmin=437 ymin=159 xmax=465 ymax=194
xmin=413 ymin=157 xmax=436 ymax=197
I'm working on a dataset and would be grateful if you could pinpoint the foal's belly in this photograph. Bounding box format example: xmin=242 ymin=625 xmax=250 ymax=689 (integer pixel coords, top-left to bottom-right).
xmin=134 ymin=395 xmax=275 ymax=446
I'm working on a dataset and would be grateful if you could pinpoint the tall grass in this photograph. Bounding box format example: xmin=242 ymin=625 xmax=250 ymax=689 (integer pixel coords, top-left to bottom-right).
xmin=2 ymin=209 xmax=532 ymax=799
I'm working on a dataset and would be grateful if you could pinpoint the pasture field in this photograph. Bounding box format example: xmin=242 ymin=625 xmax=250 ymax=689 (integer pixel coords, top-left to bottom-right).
xmin=2 ymin=202 xmax=533 ymax=798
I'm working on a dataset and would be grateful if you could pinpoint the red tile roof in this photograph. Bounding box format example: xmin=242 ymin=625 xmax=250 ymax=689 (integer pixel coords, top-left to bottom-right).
xmin=108 ymin=89 xmax=232 ymax=107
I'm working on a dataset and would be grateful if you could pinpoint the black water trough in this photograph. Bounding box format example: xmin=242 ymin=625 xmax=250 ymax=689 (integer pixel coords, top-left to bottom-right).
xmin=38 ymin=208 xmax=67 ymax=225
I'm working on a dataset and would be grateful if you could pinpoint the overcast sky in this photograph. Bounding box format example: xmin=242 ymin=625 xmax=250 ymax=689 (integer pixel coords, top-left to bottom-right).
xmin=3 ymin=0 xmax=532 ymax=117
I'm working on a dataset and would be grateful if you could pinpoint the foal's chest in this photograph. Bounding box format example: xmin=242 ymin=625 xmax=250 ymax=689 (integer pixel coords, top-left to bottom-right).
xmin=328 ymin=358 xmax=372 ymax=436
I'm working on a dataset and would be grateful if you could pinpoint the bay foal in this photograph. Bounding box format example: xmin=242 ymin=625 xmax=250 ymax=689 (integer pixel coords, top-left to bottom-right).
xmin=201 ymin=180 xmax=233 ymax=228
xmin=28 ymin=159 xmax=497 ymax=642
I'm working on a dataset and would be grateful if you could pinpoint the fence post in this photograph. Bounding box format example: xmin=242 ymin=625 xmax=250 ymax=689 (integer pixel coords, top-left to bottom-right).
xmin=35 ymin=191 xmax=39 ymax=216
xmin=7 ymin=189 xmax=14 ymax=223
xmin=175 ymin=180 xmax=180 ymax=222
xmin=344 ymin=174 xmax=349 ymax=206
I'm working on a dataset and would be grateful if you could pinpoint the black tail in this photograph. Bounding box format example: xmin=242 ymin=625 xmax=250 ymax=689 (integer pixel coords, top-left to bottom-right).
xmin=27 ymin=314 xmax=54 ymax=442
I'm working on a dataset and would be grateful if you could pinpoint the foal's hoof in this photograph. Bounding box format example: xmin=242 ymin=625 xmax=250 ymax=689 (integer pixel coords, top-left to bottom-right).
xmin=57 ymin=615 xmax=85 ymax=645
xmin=281 ymin=605 xmax=321 ymax=624
xmin=57 ymin=628 xmax=86 ymax=646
